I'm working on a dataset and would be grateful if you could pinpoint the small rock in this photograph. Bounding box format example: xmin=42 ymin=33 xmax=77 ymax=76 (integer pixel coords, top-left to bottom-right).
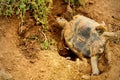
xmin=66 ymin=57 xmax=71 ymax=60
xmin=88 ymin=1 xmax=95 ymax=4
xmin=81 ymin=75 xmax=90 ymax=80
xmin=0 ymin=69 xmax=13 ymax=80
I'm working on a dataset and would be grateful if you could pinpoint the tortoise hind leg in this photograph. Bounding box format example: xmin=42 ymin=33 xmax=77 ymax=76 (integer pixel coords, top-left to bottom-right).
xmin=91 ymin=56 xmax=100 ymax=75
xmin=90 ymin=43 xmax=100 ymax=75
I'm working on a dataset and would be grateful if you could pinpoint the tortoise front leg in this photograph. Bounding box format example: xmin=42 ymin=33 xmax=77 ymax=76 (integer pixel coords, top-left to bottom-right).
xmin=102 ymin=30 xmax=120 ymax=38
xmin=91 ymin=56 xmax=100 ymax=75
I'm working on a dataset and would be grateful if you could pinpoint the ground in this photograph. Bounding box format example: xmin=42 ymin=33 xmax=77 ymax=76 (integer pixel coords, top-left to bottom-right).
xmin=0 ymin=0 xmax=120 ymax=80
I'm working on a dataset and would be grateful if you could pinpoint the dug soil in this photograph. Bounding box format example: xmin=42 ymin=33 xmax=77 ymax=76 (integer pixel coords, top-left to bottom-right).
xmin=0 ymin=0 xmax=120 ymax=80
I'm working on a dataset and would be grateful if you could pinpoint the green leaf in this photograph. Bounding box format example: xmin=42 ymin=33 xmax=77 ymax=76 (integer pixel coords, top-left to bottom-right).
xmin=16 ymin=9 xmax=20 ymax=15
xmin=41 ymin=41 xmax=50 ymax=50
xmin=20 ymin=3 xmax=26 ymax=10
xmin=78 ymin=0 xmax=85 ymax=6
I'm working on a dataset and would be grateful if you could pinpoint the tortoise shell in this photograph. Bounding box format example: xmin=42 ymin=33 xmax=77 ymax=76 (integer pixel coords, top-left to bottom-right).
xmin=57 ymin=15 xmax=106 ymax=58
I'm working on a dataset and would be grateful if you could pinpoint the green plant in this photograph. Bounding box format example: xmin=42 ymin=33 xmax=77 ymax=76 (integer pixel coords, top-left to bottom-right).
xmin=0 ymin=0 xmax=55 ymax=50
xmin=40 ymin=39 xmax=55 ymax=50
xmin=26 ymin=35 xmax=39 ymax=40
xmin=0 ymin=0 xmax=51 ymax=26
xmin=31 ymin=0 xmax=50 ymax=25
xmin=64 ymin=0 xmax=85 ymax=6
xmin=41 ymin=40 xmax=50 ymax=50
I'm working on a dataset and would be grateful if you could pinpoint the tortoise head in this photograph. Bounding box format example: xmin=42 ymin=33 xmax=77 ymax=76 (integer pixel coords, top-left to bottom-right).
xmin=56 ymin=17 xmax=68 ymax=29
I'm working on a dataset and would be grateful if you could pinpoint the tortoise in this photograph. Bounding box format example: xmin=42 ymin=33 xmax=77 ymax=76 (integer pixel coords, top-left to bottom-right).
xmin=56 ymin=15 xmax=120 ymax=75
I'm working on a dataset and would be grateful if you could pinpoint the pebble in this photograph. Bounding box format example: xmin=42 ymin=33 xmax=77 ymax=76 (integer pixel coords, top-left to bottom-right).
xmin=0 ymin=69 xmax=13 ymax=80
xmin=81 ymin=75 xmax=90 ymax=80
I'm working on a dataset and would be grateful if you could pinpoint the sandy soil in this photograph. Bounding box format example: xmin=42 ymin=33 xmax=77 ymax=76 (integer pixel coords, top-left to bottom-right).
xmin=0 ymin=0 xmax=120 ymax=80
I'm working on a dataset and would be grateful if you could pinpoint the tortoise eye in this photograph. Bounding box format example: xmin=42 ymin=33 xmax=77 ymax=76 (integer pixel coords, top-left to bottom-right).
xmin=59 ymin=17 xmax=66 ymax=21
xmin=57 ymin=17 xmax=62 ymax=21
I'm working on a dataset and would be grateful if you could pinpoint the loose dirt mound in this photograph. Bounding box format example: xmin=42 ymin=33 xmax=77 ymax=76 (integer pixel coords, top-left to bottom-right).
xmin=0 ymin=0 xmax=120 ymax=80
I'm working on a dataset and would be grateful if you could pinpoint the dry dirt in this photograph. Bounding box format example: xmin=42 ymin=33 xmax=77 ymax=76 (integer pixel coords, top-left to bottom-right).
xmin=0 ymin=0 xmax=120 ymax=80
